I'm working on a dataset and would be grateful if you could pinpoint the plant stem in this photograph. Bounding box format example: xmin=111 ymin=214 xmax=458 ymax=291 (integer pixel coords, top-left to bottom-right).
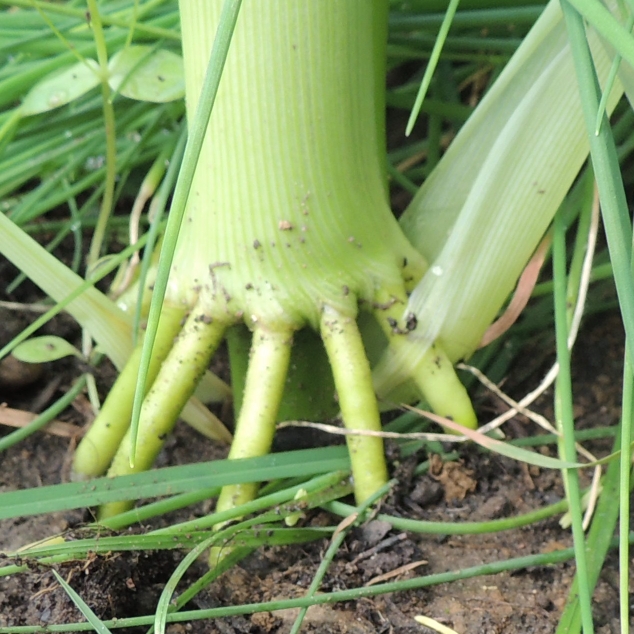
xmin=320 ymin=306 xmax=389 ymax=503
xmin=372 ymin=287 xmax=477 ymax=428
xmin=76 ymin=0 xmax=481 ymax=517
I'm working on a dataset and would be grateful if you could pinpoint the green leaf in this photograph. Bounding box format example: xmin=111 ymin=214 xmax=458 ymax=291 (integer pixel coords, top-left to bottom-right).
xmin=0 ymin=212 xmax=133 ymax=371
xmin=52 ymin=570 xmax=113 ymax=634
xmin=21 ymin=60 xmax=100 ymax=116
xmin=0 ymin=446 xmax=350 ymax=520
xmin=108 ymin=46 xmax=184 ymax=103
xmin=12 ymin=336 xmax=81 ymax=364
xmin=398 ymin=0 xmax=623 ymax=363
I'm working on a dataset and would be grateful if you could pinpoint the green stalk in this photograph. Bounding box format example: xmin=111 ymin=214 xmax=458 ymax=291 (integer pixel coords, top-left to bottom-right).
xmin=560 ymin=0 xmax=634 ymax=361
xmin=0 ymin=0 xmax=180 ymax=40
xmin=619 ymin=355 xmax=632 ymax=632
xmin=171 ymin=1 xmax=425 ymax=323
xmin=372 ymin=287 xmax=477 ymax=428
xmin=320 ymin=307 xmax=388 ymax=503
xmin=62 ymin=1 xmax=481 ymax=521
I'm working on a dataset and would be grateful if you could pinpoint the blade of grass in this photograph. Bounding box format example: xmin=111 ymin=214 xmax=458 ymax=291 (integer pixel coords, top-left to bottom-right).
xmin=97 ymin=471 xmax=349 ymax=532
xmin=128 ymin=0 xmax=242 ymax=466
xmin=289 ymin=480 xmax=394 ymax=634
xmin=154 ymin=546 xmax=256 ymax=630
xmin=404 ymin=405 xmax=586 ymax=469
xmin=51 ymin=570 xmax=113 ymax=634
xmin=619 ymin=355 xmax=632 ymax=633
xmin=148 ymin=480 xmax=353 ymax=630
xmin=0 ymin=211 xmax=133 ymax=368
xmin=0 ymin=545 xmax=599 ymax=633
xmin=15 ymin=528 xmax=333 ymax=559
xmin=0 ymin=0 xmax=180 ymax=41
xmin=146 ymin=471 xmax=351 ymax=535
xmin=323 ymin=497 xmax=569 ymax=535
xmin=405 ymin=0 xmax=461 ymax=135
xmin=553 ymin=205 xmax=594 ymax=634
xmin=0 ymin=214 xmax=140 ymax=369
xmin=561 ymin=0 xmax=634 ymax=358
xmin=595 ymin=14 xmax=634 ymax=134
xmin=556 ymin=416 xmax=626 ymax=633
xmin=132 ymin=125 xmax=187 ymax=342
xmin=389 ymin=6 xmax=543 ymax=32
xmin=85 ymin=0 xmax=126 ymax=267
xmin=0 ymin=446 xmax=350 ymax=520
xmin=565 ymin=0 xmax=634 ymax=69
xmin=556 ymin=6 xmax=634 ymax=628
xmin=153 ymin=532 xmax=235 ymax=634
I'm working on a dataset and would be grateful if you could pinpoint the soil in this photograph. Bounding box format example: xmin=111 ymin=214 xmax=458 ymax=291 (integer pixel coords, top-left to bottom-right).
xmin=0 ymin=276 xmax=630 ymax=632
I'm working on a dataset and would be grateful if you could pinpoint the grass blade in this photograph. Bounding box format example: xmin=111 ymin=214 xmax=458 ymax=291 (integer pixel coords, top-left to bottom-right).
xmin=129 ymin=0 xmax=242 ymax=465
xmin=0 ymin=446 xmax=350 ymax=520
xmin=552 ymin=206 xmax=593 ymax=634
xmin=405 ymin=0 xmax=461 ymax=135
xmin=561 ymin=0 xmax=634 ymax=360
xmin=0 ymin=546 xmax=590 ymax=632
xmin=0 ymin=212 xmax=133 ymax=369
xmin=51 ymin=570 xmax=113 ymax=634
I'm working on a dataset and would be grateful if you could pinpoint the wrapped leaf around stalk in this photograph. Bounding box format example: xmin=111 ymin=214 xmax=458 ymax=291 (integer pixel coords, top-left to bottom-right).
xmin=372 ymin=0 xmax=623 ymax=397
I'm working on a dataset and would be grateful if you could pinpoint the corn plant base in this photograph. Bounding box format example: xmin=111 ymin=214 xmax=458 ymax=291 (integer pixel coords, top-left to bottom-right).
xmin=73 ymin=0 xmax=477 ymax=518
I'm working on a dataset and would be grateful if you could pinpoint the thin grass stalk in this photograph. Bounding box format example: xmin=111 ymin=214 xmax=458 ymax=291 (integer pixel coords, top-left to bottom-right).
xmin=553 ymin=208 xmax=594 ymax=634
xmin=559 ymin=8 xmax=634 ymax=628
xmin=0 ymin=212 xmax=134 ymax=369
xmin=0 ymin=448 xmax=352 ymax=521
xmin=619 ymin=356 xmax=633 ymax=633
xmin=324 ymin=497 xmax=570 ymax=535
xmin=405 ymin=0 xmax=461 ymax=135
xmin=560 ymin=0 xmax=634 ymax=357
xmin=289 ymin=480 xmax=394 ymax=634
xmin=0 ymin=547 xmax=600 ymax=633
xmin=0 ymin=0 xmax=180 ymax=40
xmin=52 ymin=571 xmax=113 ymax=634
xmin=555 ymin=409 xmax=625 ymax=632
xmin=389 ymin=6 xmax=544 ymax=31
xmin=140 ymin=471 xmax=350 ymax=535
xmin=127 ymin=0 xmax=242 ymax=463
